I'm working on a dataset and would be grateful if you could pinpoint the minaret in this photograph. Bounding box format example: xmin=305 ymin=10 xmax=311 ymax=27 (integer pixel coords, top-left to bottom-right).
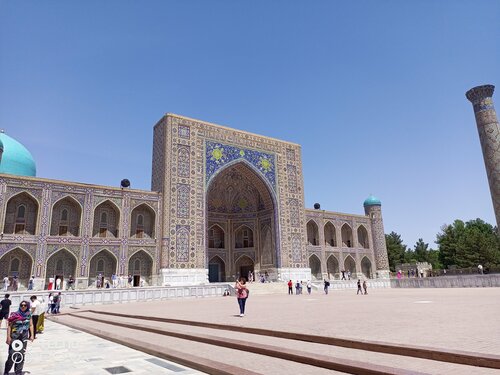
xmin=364 ymin=195 xmax=390 ymax=278
xmin=466 ymin=85 xmax=500 ymax=231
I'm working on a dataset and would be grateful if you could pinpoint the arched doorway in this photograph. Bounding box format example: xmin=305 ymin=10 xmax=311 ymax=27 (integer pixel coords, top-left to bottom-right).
xmin=206 ymin=161 xmax=277 ymax=281
xmin=45 ymin=249 xmax=77 ymax=288
xmin=324 ymin=222 xmax=337 ymax=247
xmin=361 ymin=257 xmax=372 ymax=279
xmin=4 ymin=192 xmax=39 ymax=235
xmin=327 ymin=255 xmax=339 ymax=280
xmin=307 ymin=220 xmax=319 ymax=246
xmin=357 ymin=225 xmax=369 ymax=249
xmin=235 ymin=255 xmax=254 ymax=281
xmin=50 ymin=197 xmax=82 ymax=236
xmin=309 ymin=254 xmax=322 ymax=280
xmin=89 ymin=249 xmax=117 ymax=287
xmin=341 ymin=224 xmax=353 ymax=248
xmin=128 ymin=250 xmax=153 ymax=286
xmin=0 ymin=248 xmax=33 ymax=289
xmin=92 ymin=201 xmax=120 ymax=238
xmin=208 ymin=256 xmax=226 ymax=282
xmin=130 ymin=204 xmax=155 ymax=239
xmin=344 ymin=255 xmax=356 ymax=276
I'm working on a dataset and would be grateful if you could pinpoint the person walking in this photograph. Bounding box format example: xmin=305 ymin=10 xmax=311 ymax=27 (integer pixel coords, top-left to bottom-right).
xmin=362 ymin=280 xmax=368 ymax=295
xmin=46 ymin=293 xmax=54 ymax=314
xmin=27 ymin=276 xmax=34 ymax=291
xmin=287 ymin=280 xmax=293 ymax=295
xmin=53 ymin=292 xmax=62 ymax=314
xmin=0 ymin=294 xmax=11 ymax=329
xmin=235 ymin=277 xmax=248 ymax=317
xmin=2 ymin=277 xmax=8 ymax=292
xmin=341 ymin=270 xmax=346 ymax=280
xmin=323 ymin=279 xmax=330 ymax=294
xmin=306 ymin=280 xmax=312 ymax=295
xmin=29 ymin=296 xmax=41 ymax=339
xmin=295 ymin=281 xmax=300 ymax=295
xmin=3 ymin=300 xmax=34 ymax=375
xmin=67 ymin=275 xmax=75 ymax=290
xmin=357 ymin=279 xmax=363 ymax=295
xmin=11 ymin=276 xmax=18 ymax=292
xmin=55 ymin=277 xmax=61 ymax=290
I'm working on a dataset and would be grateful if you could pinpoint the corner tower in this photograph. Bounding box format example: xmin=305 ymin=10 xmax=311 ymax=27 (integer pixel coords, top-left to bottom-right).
xmin=364 ymin=195 xmax=390 ymax=278
xmin=466 ymin=85 xmax=500 ymax=231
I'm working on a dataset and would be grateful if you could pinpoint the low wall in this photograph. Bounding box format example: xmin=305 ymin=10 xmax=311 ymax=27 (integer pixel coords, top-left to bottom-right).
xmin=314 ymin=279 xmax=391 ymax=290
xmin=391 ymin=274 xmax=500 ymax=288
xmin=5 ymin=284 xmax=231 ymax=310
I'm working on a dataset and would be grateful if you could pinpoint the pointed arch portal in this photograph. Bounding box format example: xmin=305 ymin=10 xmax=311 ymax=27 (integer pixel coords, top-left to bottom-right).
xmin=206 ymin=161 xmax=278 ymax=282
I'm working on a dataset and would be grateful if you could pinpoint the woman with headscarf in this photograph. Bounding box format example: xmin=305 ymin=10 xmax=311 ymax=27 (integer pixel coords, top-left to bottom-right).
xmin=3 ymin=300 xmax=34 ymax=375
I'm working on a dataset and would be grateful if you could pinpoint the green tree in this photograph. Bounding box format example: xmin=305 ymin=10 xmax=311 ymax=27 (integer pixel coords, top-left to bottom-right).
xmin=436 ymin=218 xmax=500 ymax=268
xmin=385 ymin=232 xmax=407 ymax=271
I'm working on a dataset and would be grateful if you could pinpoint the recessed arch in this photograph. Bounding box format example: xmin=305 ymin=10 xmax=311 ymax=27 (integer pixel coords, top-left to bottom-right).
xmin=327 ymin=255 xmax=339 ymax=280
xmin=88 ymin=249 xmax=118 ymax=285
xmin=0 ymin=247 xmax=34 ymax=288
xmin=93 ymin=200 xmax=120 ymax=238
xmin=208 ymin=224 xmax=225 ymax=249
xmin=344 ymin=255 xmax=356 ymax=275
xmin=45 ymin=248 xmax=78 ymax=286
xmin=208 ymin=255 xmax=226 ymax=282
xmin=341 ymin=223 xmax=353 ymax=248
xmin=234 ymin=225 xmax=254 ymax=248
xmin=234 ymin=255 xmax=254 ymax=281
xmin=324 ymin=221 xmax=337 ymax=247
xmin=128 ymin=250 xmax=154 ymax=286
xmin=50 ymin=196 xmax=82 ymax=236
xmin=130 ymin=203 xmax=155 ymax=239
xmin=361 ymin=256 xmax=372 ymax=279
xmin=306 ymin=220 xmax=319 ymax=246
xmin=357 ymin=225 xmax=369 ymax=249
xmin=4 ymin=192 xmax=39 ymax=235
xmin=309 ymin=254 xmax=322 ymax=280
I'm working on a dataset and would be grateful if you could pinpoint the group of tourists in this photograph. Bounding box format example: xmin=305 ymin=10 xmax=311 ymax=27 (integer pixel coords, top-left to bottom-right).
xmin=96 ymin=273 xmax=140 ymax=289
xmin=1 ymin=293 xmax=48 ymax=375
xmin=2 ymin=276 xmax=18 ymax=292
xmin=287 ymin=280 xmax=313 ymax=295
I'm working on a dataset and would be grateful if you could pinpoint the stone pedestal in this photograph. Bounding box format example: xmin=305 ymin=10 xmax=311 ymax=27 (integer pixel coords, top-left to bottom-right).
xmin=277 ymin=267 xmax=312 ymax=282
xmin=160 ymin=268 xmax=208 ymax=285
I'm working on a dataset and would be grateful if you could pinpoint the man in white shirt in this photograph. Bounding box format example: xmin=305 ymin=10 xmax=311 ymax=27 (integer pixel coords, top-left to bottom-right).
xmin=3 ymin=276 xmax=9 ymax=292
xmin=30 ymin=295 xmax=41 ymax=339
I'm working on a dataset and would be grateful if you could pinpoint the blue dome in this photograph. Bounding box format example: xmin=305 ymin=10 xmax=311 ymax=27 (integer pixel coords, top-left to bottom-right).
xmin=363 ymin=194 xmax=381 ymax=206
xmin=0 ymin=131 xmax=36 ymax=177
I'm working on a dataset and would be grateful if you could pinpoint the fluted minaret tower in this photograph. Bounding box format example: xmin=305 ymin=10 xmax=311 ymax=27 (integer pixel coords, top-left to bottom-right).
xmin=364 ymin=195 xmax=390 ymax=279
xmin=466 ymin=85 xmax=500 ymax=231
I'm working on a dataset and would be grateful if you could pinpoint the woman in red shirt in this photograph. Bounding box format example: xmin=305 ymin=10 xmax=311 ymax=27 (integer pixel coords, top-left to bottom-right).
xmin=235 ymin=277 xmax=248 ymax=317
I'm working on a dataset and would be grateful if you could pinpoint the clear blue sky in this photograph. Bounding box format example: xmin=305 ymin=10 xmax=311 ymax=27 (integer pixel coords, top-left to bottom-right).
xmin=1 ymin=1 xmax=499 ymax=248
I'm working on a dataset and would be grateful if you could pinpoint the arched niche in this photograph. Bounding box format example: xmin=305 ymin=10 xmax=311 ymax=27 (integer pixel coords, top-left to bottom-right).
xmin=128 ymin=250 xmax=153 ymax=286
xmin=341 ymin=223 xmax=353 ymax=248
xmin=130 ymin=204 xmax=155 ymax=239
xmin=45 ymin=249 xmax=77 ymax=286
xmin=307 ymin=220 xmax=319 ymax=246
xmin=89 ymin=249 xmax=117 ymax=285
xmin=357 ymin=225 xmax=369 ymax=249
xmin=208 ymin=224 xmax=225 ymax=249
xmin=309 ymin=254 xmax=322 ymax=280
xmin=327 ymin=255 xmax=339 ymax=280
xmin=50 ymin=196 xmax=82 ymax=236
xmin=361 ymin=257 xmax=372 ymax=279
xmin=93 ymin=201 xmax=120 ymax=238
xmin=0 ymin=247 xmax=33 ymax=288
xmin=4 ymin=192 xmax=39 ymax=235
xmin=235 ymin=225 xmax=254 ymax=248
xmin=324 ymin=222 xmax=337 ymax=247
xmin=208 ymin=256 xmax=226 ymax=282
xmin=344 ymin=255 xmax=356 ymax=275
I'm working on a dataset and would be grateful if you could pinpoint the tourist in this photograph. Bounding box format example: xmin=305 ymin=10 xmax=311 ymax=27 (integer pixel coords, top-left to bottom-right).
xmin=264 ymin=271 xmax=269 ymax=282
xmin=287 ymin=280 xmax=293 ymax=295
xmin=260 ymin=274 xmax=265 ymax=283
xmin=3 ymin=300 xmax=34 ymax=375
xmin=295 ymin=281 xmax=300 ymax=295
xmin=46 ymin=293 xmax=54 ymax=314
xmin=67 ymin=275 xmax=75 ymax=290
xmin=397 ymin=270 xmax=402 ymax=279
xmin=47 ymin=277 xmax=54 ymax=290
xmin=53 ymin=292 xmax=61 ymax=314
xmin=323 ymin=279 xmax=330 ymax=294
xmin=11 ymin=276 xmax=18 ymax=292
xmin=341 ymin=270 xmax=346 ymax=280
xmin=27 ymin=276 xmax=35 ymax=291
xmin=362 ymin=280 xmax=368 ymax=295
xmin=55 ymin=277 xmax=62 ymax=290
xmin=306 ymin=280 xmax=312 ymax=294
xmin=2 ymin=276 xmax=8 ymax=292
xmin=407 ymin=270 xmax=410 ymax=278
xmin=0 ymin=294 xmax=11 ymax=329
xmin=347 ymin=271 xmax=351 ymax=280
xmin=235 ymin=277 xmax=248 ymax=317
xmin=357 ymin=279 xmax=363 ymax=295
xmin=420 ymin=270 xmax=424 ymax=278
xmin=29 ymin=295 xmax=41 ymax=339
xmin=478 ymin=264 xmax=484 ymax=274
xmin=128 ymin=274 xmax=133 ymax=287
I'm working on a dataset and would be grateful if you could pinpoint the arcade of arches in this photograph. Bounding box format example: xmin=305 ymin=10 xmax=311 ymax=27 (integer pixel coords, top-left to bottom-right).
xmin=206 ymin=162 xmax=277 ymax=282
xmin=309 ymin=254 xmax=373 ymax=280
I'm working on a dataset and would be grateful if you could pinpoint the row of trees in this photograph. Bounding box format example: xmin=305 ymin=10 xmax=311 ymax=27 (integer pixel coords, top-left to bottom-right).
xmin=386 ymin=219 xmax=500 ymax=272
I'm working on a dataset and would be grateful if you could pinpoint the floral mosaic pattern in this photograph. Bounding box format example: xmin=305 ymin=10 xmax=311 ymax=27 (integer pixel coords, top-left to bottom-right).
xmin=205 ymin=141 xmax=276 ymax=191
xmin=176 ymin=225 xmax=190 ymax=262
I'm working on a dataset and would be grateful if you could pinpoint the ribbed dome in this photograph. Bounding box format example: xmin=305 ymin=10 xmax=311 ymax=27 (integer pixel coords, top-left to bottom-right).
xmin=363 ymin=194 xmax=381 ymax=207
xmin=0 ymin=131 xmax=36 ymax=177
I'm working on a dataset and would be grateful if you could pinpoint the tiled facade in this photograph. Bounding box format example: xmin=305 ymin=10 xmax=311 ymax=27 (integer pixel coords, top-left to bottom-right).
xmin=0 ymin=114 xmax=389 ymax=288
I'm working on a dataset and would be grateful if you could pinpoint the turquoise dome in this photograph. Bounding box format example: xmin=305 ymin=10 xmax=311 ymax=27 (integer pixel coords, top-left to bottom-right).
xmin=363 ymin=194 xmax=381 ymax=206
xmin=0 ymin=131 xmax=36 ymax=177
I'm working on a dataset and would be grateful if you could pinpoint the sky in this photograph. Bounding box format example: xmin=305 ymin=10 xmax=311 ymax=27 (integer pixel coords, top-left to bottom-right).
xmin=1 ymin=1 xmax=499 ymax=249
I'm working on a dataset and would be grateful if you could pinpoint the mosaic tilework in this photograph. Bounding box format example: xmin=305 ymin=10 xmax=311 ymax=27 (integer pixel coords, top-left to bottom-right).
xmin=176 ymin=184 xmax=190 ymax=218
xmin=175 ymin=225 xmax=190 ymax=262
xmin=205 ymin=140 xmax=276 ymax=191
xmin=177 ymin=146 xmax=190 ymax=178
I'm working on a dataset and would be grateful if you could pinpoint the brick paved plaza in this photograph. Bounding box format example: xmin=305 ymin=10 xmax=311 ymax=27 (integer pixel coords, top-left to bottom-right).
xmin=2 ymin=287 xmax=500 ymax=374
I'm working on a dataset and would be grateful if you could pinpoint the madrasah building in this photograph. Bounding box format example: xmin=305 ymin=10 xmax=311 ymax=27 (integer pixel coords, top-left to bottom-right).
xmin=0 ymin=114 xmax=390 ymax=290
